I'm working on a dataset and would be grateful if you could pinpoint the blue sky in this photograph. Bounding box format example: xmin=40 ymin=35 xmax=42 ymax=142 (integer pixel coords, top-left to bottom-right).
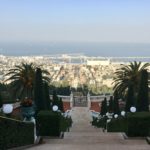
xmin=0 ymin=0 xmax=150 ymax=43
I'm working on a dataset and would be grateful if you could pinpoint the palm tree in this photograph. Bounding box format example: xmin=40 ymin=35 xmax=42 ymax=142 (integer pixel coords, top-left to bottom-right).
xmin=113 ymin=61 xmax=149 ymax=103
xmin=5 ymin=63 xmax=50 ymax=99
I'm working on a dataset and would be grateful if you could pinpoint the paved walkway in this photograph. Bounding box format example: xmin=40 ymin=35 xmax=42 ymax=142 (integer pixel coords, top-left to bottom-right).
xmin=27 ymin=107 xmax=149 ymax=150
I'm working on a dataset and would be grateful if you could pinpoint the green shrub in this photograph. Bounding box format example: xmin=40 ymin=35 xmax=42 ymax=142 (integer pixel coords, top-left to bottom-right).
xmin=60 ymin=116 xmax=72 ymax=132
xmin=0 ymin=116 xmax=34 ymax=149
xmin=126 ymin=112 xmax=150 ymax=137
xmin=92 ymin=116 xmax=107 ymax=128
xmin=37 ymin=111 xmax=62 ymax=136
xmin=107 ymin=117 xmax=127 ymax=132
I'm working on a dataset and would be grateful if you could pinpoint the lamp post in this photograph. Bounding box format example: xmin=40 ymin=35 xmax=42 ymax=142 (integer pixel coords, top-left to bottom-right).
xmin=52 ymin=105 xmax=58 ymax=112
xmin=130 ymin=107 xmax=136 ymax=113
xmin=2 ymin=104 xmax=13 ymax=117
xmin=121 ymin=111 xmax=126 ymax=116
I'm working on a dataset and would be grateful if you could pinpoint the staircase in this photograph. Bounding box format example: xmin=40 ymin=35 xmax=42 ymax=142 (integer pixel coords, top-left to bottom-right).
xmin=27 ymin=107 xmax=149 ymax=150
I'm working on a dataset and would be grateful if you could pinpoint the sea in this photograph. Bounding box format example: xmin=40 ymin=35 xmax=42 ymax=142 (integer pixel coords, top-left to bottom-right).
xmin=0 ymin=42 xmax=150 ymax=58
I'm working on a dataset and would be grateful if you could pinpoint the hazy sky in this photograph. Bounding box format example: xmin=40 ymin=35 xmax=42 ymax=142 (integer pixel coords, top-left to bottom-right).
xmin=0 ymin=0 xmax=150 ymax=43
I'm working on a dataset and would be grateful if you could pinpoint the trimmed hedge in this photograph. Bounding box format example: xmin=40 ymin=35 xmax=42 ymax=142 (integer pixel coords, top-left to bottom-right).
xmin=92 ymin=116 xmax=107 ymax=129
xmin=126 ymin=112 xmax=150 ymax=137
xmin=0 ymin=116 xmax=34 ymax=149
xmin=107 ymin=112 xmax=150 ymax=137
xmin=37 ymin=111 xmax=61 ymax=136
xmin=37 ymin=111 xmax=72 ymax=136
xmin=60 ymin=116 xmax=72 ymax=132
xmin=107 ymin=117 xmax=127 ymax=132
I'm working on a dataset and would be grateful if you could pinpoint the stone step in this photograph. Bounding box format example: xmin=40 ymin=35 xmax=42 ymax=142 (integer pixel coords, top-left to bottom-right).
xmin=28 ymin=142 xmax=150 ymax=150
xmin=26 ymin=107 xmax=149 ymax=150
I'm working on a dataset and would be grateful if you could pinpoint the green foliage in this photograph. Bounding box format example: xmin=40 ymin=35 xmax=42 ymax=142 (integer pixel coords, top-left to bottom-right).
xmin=0 ymin=92 xmax=2 ymax=108
xmin=59 ymin=98 xmax=64 ymax=112
xmin=92 ymin=116 xmax=107 ymax=129
xmin=5 ymin=63 xmax=50 ymax=99
xmin=125 ymin=84 xmax=135 ymax=112
xmin=5 ymin=63 xmax=35 ymax=99
xmin=137 ymin=70 xmax=149 ymax=112
xmin=103 ymin=112 xmax=150 ymax=137
xmin=100 ymin=98 xmax=107 ymax=116
xmin=60 ymin=116 xmax=72 ymax=132
xmin=52 ymin=91 xmax=64 ymax=112
xmin=52 ymin=90 xmax=59 ymax=105
xmin=34 ymin=68 xmax=46 ymax=113
xmin=107 ymin=117 xmax=127 ymax=132
xmin=49 ymin=85 xmax=71 ymax=96
xmin=113 ymin=61 xmax=150 ymax=97
xmin=37 ymin=111 xmax=61 ymax=136
xmin=0 ymin=116 xmax=34 ymax=149
xmin=37 ymin=111 xmax=72 ymax=136
xmin=108 ymin=96 xmax=113 ymax=113
xmin=0 ymin=83 xmax=8 ymax=91
xmin=126 ymin=112 xmax=150 ymax=137
xmin=43 ymin=82 xmax=52 ymax=110
xmin=113 ymin=92 xmax=120 ymax=114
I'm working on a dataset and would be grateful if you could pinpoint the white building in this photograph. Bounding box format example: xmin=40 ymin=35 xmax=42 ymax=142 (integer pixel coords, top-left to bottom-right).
xmin=87 ymin=60 xmax=110 ymax=66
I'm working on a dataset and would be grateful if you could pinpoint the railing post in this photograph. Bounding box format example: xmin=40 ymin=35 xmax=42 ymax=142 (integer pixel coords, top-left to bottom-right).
xmin=70 ymin=91 xmax=73 ymax=108
xmin=87 ymin=92 xmax=91 ymax=109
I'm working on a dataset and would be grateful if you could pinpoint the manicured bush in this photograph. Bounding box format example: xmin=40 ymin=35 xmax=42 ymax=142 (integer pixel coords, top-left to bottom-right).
xmin=60 ymin=116 xmax=72 ymax=132
xmin=0 ymin=116 xmax=34 ymax=149
xmin=92 ymin=116 xmax=107 ymax=129
xmin=126 ymin=112 xmax=150 ymax=137
xmin=100 ymin=98 xmax=107 ymax=116
xmin=107 ymin=117 xmax=127 ymax=132
xmin=37 ymin=111 xmax=63 ymax=136
xmin=37 ymin=111 xmax=72 ymax=136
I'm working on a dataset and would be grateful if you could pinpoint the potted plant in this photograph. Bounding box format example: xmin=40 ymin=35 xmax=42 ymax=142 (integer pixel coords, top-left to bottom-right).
xmin=21 ymin=98 xmax=35 ymax=120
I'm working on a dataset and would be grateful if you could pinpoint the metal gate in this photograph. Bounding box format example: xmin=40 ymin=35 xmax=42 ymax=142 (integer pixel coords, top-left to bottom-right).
xmin=73 ymin=96 xmax=87 ymax=107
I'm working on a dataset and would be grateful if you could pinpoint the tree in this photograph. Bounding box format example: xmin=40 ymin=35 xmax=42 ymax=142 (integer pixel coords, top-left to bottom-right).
xmin=113 ymin=61 xmax=150 ymax=98
xmin=59 ymin=98 xmax=64 ymax=112
xmin=100 ymin=97 xmax=107 ymax=116
xmin=108 ymin=96 xmax=113 ymax=113
xmin=125 ymin=84 xmax=135 ymax=112
xmin=0 ymin=92 xmax=3 ymax=108
xmin=137 ymin=70 xmax=149 ymax=112
xmin=43 ymin=82 xmax=52 ymax=110
xmin=5 ymin=63 xmax=50 ymax=99
xmin=34 ymin=68 xmax=46 ymax=113
xmin=52 ymin=90 xmax=59 ymax=106
xmin=5 ymin=63 xmax=35 ymax=99
xmin=113 ymin=92 xmax=120 ymax=114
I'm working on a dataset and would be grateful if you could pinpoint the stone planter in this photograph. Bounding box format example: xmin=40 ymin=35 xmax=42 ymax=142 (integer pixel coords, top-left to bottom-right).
xmin=21 ymin=106 xmax=35 ymax=120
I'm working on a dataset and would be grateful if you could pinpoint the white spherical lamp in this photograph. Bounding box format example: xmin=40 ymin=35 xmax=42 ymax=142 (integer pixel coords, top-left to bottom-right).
xmin=107 ymin=119 xmax=111 ymax=123
xmin=52 ymin=105 xmax=58 ymax=112
xmin=3 ymin=104 xmax=13 ymax=114
xmin=114 ymin=114 xmax=118 ymax=118
xmin=106 ymin=112 xmax=109 ymax=116
xmin=121 ymin=111 xmax=126 ymax=116
xmin=130 ymin=107 xmax=136 ymax=113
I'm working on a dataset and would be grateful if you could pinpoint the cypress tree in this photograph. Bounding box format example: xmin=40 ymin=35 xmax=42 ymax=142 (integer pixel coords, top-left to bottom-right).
xmin=113 ymin=92 xmax=120 ymax=114
xmin=52 ymin=90 xmax=60 ymax=107
xmin=125 ymin=84 xmax=135 ymax=112
xmin=43 ymin=82 xmax=52 ymax=110
xmin=59 ymin=97 xmax=64 ymax=112
xmin=137 ymin=70 xmax=149 ymax=112
xmin=0 ymin=92 xmax=3 ymax=108
xmin=108 ymin=96 xmax=113 ymax=113
xmin=34 ymin=68 xmax=46 ymax=113
xmin=100 ymin=97 xmax=107 ymax=116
